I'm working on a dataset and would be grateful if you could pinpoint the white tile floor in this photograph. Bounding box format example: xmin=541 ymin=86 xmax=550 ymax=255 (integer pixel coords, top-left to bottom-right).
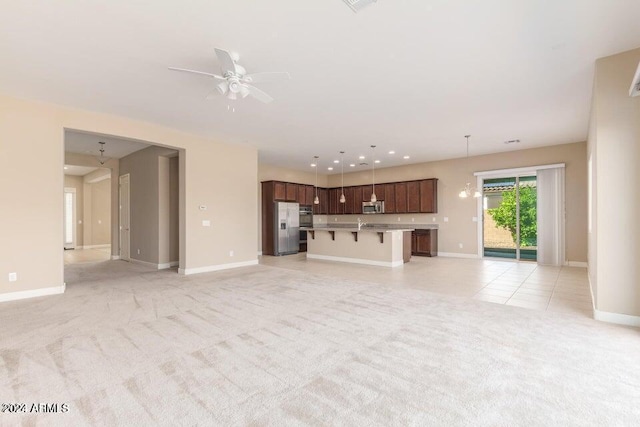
xmin=260 ymin=254 xmax=593 ymax=318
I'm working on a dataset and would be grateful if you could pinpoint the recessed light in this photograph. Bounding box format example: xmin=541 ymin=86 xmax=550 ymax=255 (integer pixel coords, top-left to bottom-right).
xmin=333 ymin=160 xmax=340 ymax=164
xmin=359 ymin=155 xmax=365 ymax=160
xmin=403 ymin=155 xmax=410 ymax=159
xmin=349 ymin=163 xmax=356 ymax=167
xmin=328 ymin=167 xmax=333 ymax=171
xmin=388 ymin=151 xmax=395 ymax=155
xmin=310 ymin=163 xmax=316 ymax=167
xmin=375 ymin=160 xmax=381 ymax=164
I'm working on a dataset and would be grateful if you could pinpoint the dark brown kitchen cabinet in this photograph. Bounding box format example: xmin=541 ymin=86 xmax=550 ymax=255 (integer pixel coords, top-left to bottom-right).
xmin=305 ymin=186 xmax=315 ymax=206
xmin=362 ymin=185 xmax=375 ymax=203
xmin=384 ymin=184 xmax=396 ymax=213
xmin=419 ymin=179 xmax=437 ymax=213
xmin=274 ymin=181 xmax=286 ymax=201
xmin=343 ymin=187 xmax=354 ymax=214
xmin=395 ymin=182 xmax=408 ymax=213
xmin=411 ymin=229 xmax=438 ymax=257
xmin=407 ymin=181 xmax=420 ymax=212
xmin=285 ymin=183 xmax=298 ymax=202
xmin=329 ymin=188 xmax=344 ymax=215
xmin=353 ymin=185 xmax=364 ymax=214
xmin=313 ymin=187 xmax=328 ymax=215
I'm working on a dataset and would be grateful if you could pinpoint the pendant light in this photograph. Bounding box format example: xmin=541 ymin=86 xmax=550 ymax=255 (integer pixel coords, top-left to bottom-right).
xmin=339 ymin=151 xmax=346 ymax=203
xmin=458 ymin=135 xmax=481 ymax=199
xmin=313 ymin=156 xmax=320 ymax=205
xmin=96 ymin=141 xmax=110 ymax=165
xmin=370 ymin=145 xmax=377 ymax=202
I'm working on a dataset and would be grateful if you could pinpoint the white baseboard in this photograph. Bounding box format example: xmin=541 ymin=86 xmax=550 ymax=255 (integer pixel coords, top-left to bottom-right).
xmin=257 ymin=251 xmax=263 ymax=256
xmin=179 ymin=259 xmax=259 ymax=275
xmin=307 ymin=254 xmax=404 ymax=268
xmin=129 ymin=258 xmax=160 ymax=268
xmin=0 ymin=284 xmax=66 ymax=303
xmin=594 ymin=310 xmax=640 ymax=327
xmin=111 ymin=255 xmax=121 ymax=260
xmin=438 ymin=252 xmax=481 ymax=259
xmin=565 ymin=261 xmax=588 ymax=268
xmin=83 ymin=244 xmax=111 ymax=249
xmin=158 ymin=261 xmax=179 ymax=270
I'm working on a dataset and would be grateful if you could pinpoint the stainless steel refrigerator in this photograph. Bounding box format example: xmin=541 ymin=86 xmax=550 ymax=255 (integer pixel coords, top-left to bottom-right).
xmin=274 ymin=202 xmax=300 ymax=255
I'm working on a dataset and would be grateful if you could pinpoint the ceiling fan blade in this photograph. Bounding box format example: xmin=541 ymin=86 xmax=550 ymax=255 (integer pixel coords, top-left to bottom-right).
xmin=168 ymin=67 xmax=225 ymax=80
xmin=214 ymin=48 xmax=237 ymax=75
xmin=246 ymin=85 xmax=274 ymax=103
xmin=243 ymin=71 xmax=291 ymax=84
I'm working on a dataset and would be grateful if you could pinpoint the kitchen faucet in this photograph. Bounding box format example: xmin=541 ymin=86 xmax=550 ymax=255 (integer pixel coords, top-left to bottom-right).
xmin=357 ymin=218 xmax=367 ymax=230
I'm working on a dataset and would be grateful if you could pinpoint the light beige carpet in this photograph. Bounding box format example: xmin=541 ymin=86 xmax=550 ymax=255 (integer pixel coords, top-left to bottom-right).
xmin=0 ymin=261 xmax=638 ymax=426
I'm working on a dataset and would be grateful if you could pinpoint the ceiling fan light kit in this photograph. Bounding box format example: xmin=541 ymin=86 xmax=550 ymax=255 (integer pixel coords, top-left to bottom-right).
xmin=343 ymin=0 xmax=378 ymax=13
xmin=96 ymin=141 xmax=110 ymax=165
xmin=169 ymin=48 xmax=290 ymax=104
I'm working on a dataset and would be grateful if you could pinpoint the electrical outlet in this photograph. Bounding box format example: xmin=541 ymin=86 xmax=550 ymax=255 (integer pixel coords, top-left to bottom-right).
xmin=202 ymin=220 xmax=211 ymax=227
xmin=229 ymin=250 xmax=234 ymax=257
xmin=459 ymin=243 xmax=463 ymax=249
xmin=137 ymin=249 xmax=141 ymax=255
xmin=334 ymin=217 xmax=338 ymax=222
xmin=432 ymin=217 xmax=436 ymax=222
xmin=472 ymin=216 xmax=478 ymax=222
xmin=444 ymin=217 xmax=449 ymax=222
xmin=411 ymin=218 xmax=415 ymax=222
xmin=397 ymin=217 xmax=401 ymax=222
xmin=8 ymin=272 xmax=17 ymax=282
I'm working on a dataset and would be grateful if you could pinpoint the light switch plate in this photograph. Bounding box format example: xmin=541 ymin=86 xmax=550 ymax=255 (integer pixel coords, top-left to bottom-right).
xmin=202 ymin=220 xmax=211 ymax=227
xmin=8 ymin=272 xmax=17 ymax=282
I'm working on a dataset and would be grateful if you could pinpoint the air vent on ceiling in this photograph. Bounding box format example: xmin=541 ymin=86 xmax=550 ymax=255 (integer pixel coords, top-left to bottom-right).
xmin=504 ymin=139 xmax=521 ymax=145
xmin=359 ymin=162 xmax=369 ymax=166
xmin=630 ymin=61 xmax=640 ymax=97
xmin=343 ymin=0 xmax=377 ymax=13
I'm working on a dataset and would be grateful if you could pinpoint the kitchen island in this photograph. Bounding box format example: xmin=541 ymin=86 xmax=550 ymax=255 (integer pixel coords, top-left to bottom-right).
xmin=302 ymin=225 xmax=414 ymax=267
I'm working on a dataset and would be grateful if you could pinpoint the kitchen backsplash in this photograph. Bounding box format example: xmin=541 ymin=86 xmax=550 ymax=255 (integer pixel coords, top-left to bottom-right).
xmin=313 ymin=213 xmax=439 ymax=226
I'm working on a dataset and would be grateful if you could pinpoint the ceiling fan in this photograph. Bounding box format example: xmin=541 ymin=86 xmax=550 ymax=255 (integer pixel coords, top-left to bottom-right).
xmin=169 ymin=48 xmax=290 ymax=103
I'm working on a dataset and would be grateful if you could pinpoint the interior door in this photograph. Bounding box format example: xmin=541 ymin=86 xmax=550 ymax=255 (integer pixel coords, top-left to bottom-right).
xmin=119 ymin=174 xmax=131 ymax=261
xmin=63 ymin=188 xmax=76 ymax=249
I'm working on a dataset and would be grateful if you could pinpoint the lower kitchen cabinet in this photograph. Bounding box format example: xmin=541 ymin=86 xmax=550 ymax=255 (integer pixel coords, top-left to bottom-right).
xmin=411 ymin=229 xmax=438 ymax=257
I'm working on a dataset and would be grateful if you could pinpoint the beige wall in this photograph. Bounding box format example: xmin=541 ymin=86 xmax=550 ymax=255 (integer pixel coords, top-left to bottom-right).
xmin=89 ymin=178 xmax=111 ymax=245
xmin=0 ymin=94 xmax=257 ymax=296
xmin=120 ymin=146 xmax=180 ymax=266
xmin=589 ymin=47 xmax=640 ymax=318
xmin=64 ymin=175 xmax=84 ymax=246
xmin=319 ymin=142 xmax=587 ymax=261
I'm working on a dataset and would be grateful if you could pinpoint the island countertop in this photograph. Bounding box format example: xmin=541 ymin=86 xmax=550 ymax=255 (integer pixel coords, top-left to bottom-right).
xmin=301 ymin=226 xmax=415 ymax=233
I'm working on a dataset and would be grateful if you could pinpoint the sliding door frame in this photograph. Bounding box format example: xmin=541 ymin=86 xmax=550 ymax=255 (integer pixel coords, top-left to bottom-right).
xmin=474 ymin=163 xmax=565 ymax=259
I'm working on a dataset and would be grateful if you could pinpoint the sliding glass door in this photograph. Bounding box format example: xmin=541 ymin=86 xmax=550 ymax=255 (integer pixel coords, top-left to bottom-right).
xmin=482 ymin=175 xmax=537 ymax=261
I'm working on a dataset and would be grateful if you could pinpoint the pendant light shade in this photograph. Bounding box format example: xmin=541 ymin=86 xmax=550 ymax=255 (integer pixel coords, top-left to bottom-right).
xmin=370 ymin=145 xmax=377 ymax=202
xmin=459 ymin=135 xmax=481 ymax=199
xmin=313 ymin=156 xmax=320 ymax=204
xmin=339 ymin=151 xmax=346 ymax=203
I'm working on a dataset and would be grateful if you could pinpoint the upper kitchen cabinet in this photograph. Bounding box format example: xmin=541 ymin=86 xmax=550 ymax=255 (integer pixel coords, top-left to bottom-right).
xmin=313 ymin=187 xmax=328 ymax=215
xmin=343 ymin=187 xmax=355 ymax=214
xmin=304 ymin=185 xmax=314 ymax=206
xmin=419 ymin=179 xmax=438 ymax=213
xmin=394 ymin=182 xmax=408 ymax=213
xmin=285 ymin=183 xmax=298 ymax=202
xmin=384 ymin=184 xmax=395 ymax=213
xmin=407 ymin=181 xmax=420 ymax=212
xmin=273 ymin=181 xmax=286 ymax=201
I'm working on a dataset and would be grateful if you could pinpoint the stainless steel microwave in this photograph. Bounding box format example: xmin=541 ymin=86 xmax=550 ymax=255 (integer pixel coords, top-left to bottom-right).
xmin=362 ymin=201 xmax=385 ymax=214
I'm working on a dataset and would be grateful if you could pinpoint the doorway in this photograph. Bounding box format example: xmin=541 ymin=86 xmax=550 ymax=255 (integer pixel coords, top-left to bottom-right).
xmin=482 ymin=175 xmax=538 ymax=261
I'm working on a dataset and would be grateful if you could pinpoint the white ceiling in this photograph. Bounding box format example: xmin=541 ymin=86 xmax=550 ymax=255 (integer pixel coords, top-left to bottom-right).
xmin=2 ymin=1 xmax=640 ymax=174
xmin=65 ymin=130 xmax=150 ymax=159
xmin=63 ymin=165 xmax=99 ymax=176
